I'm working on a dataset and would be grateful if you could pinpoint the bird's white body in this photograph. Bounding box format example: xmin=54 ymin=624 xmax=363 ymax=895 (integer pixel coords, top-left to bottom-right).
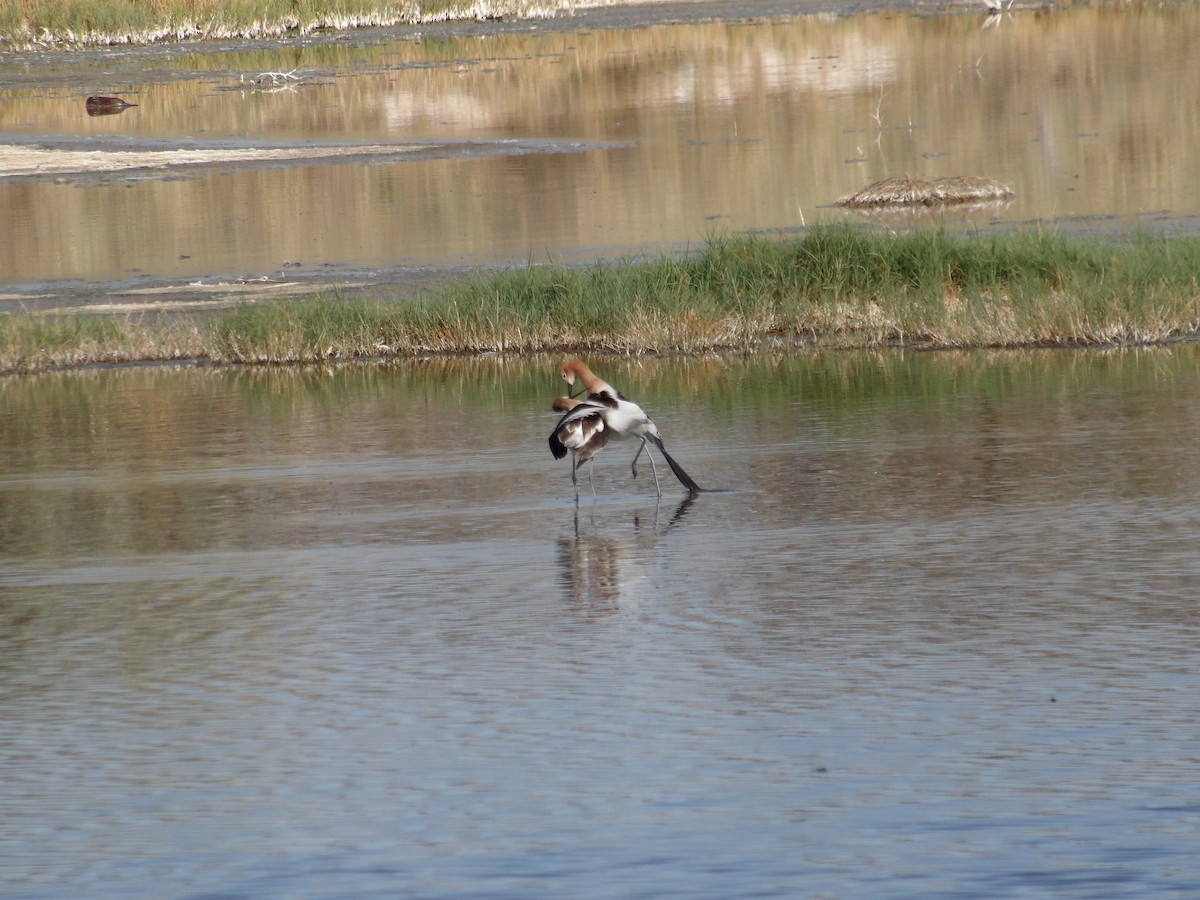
xmin=595 ymin=397 xmax=659 ymax=444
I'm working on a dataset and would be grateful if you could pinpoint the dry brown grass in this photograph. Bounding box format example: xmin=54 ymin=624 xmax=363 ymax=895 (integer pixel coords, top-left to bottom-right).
xmin=0 ymin=0 xmax=608 ymax=48
xmin=836 ymin=175 xmax=1015 ymax=208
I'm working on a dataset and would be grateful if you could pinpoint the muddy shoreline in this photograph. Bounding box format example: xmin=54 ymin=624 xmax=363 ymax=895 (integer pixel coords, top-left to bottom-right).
xmin=0 ymin=0 xmax=1139 ymax=313
xmin=4 ymin=0 xmax=955 ymax=310
xmin=0 ymin=0 xmax=965 ymax=74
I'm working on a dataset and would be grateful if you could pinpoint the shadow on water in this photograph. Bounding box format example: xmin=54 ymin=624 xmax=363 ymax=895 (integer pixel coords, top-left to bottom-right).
xmin=4 ymin=350 xmax=1200 ymax=895
xmin=557 ymin=493 xmax=699 ymax=616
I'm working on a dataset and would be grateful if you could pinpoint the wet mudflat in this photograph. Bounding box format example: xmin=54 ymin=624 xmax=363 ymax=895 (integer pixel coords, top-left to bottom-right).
xmin=3 ymin=1 xmax=1200 ymax=309
xmin=4 ymin=350 xmax=1199 ymax=896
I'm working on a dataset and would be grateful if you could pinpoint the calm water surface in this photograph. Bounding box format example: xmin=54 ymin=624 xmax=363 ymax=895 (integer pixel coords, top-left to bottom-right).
xmin=3 ymin=2 xmax=1200 ymax=305
xmin=3 ymin=350 xmax=1199 ymax=896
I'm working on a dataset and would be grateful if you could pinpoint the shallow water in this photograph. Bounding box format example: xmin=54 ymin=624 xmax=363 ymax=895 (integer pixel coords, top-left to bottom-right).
xmin=3 ymin=350 xmax=1200 ymax=896
xmin=3 ymin=2 xmax=1200 ymax=306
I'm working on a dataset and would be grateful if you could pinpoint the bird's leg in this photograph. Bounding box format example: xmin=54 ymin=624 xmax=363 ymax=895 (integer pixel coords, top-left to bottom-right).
xmin=588 ymin=458 xmax=598 ymax=499
xmin=571 ymin=452 xmax=580 ymax=498
xmin=630 ymin=442 xmax=645 ymax=479
xmin=644 ymin=439 xmax=662 ymax=497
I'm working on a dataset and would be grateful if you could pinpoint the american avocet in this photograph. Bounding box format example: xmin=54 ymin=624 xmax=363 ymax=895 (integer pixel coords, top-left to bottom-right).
xmin=552 ymin=359 xmax=702 ymax=497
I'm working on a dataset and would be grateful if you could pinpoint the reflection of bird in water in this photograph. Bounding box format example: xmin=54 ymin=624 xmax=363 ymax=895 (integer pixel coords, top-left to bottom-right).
xmin=85 ymin=95 xmax=137 ymax=116
xmin=556 ymin=529 xmax=621 ymax=613
xmin=549 ymin=358 xmax=703 ymax=497
xmin=549 ymin=396 xmax=609 ymax=498
xmin=643 ymin=490 xmax=697 ymax=531
xmin=556 ymin=494 xmax=697 ymax=614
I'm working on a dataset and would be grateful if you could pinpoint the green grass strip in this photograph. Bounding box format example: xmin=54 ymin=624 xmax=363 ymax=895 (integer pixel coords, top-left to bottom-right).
xmin=3 ymin=227 xmax=1199 ymax=374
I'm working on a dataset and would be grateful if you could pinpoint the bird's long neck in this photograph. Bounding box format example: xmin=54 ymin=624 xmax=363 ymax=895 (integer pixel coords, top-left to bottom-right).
xmin=565 ymin=361 xmax=615 ymax=400
xmin=580 ymin=368 xmax=618 ymax=400
xmin=589 ymin=378 xmax=618 ymax=399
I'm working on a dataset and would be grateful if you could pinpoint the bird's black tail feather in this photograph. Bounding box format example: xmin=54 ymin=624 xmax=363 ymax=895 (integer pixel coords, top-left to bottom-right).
xmin=650 ymin=436 xmax=703 ymax=495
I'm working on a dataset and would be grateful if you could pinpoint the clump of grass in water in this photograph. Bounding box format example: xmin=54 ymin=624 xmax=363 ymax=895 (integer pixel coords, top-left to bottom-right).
xmin=4 ymin=228 xmax=1200 ymax=373
xmin=756 ymin=227 xmax=1200 ymax=347
xmin=0 ymin=311 xmax=206 ymax=371
xmin=0 ymin=314 xmax=132 ymax=371
xmin=208 ymin=296 xmax=389 ymax=363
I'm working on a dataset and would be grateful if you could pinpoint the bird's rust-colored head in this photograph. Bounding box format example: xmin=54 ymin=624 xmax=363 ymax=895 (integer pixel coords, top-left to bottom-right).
xmin=552 ymin=396 xmax=579 ymax=412
xmin=560 ymin=359 xmax=604 ymax=398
